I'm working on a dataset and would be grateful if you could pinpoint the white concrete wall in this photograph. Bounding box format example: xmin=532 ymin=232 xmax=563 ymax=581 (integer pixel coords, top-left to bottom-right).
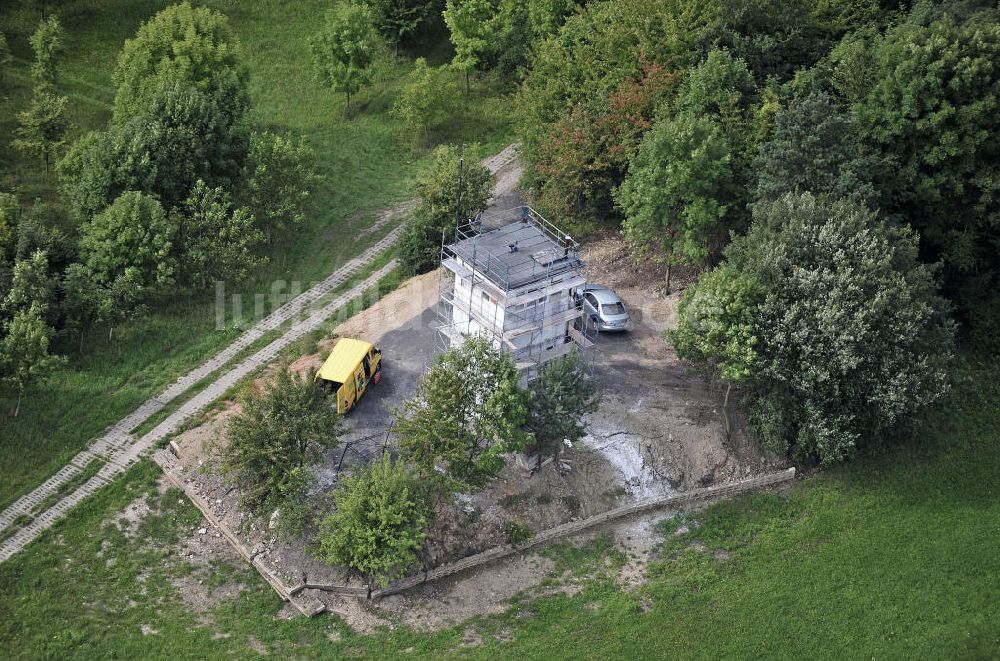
xmin=449 ymin=269 xmax=505 ymax=347
xmin=446 ymin=257 xmax=576 ymax=359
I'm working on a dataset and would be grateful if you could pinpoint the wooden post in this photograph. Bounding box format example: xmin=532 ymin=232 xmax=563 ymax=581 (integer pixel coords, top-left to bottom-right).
xmin=722 ymin=381 xmax=732 ymax=443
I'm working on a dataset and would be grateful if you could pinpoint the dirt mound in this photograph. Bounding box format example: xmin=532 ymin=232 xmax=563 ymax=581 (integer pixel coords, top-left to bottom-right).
xmin=332 ymin=269 xmax=439 ymax=344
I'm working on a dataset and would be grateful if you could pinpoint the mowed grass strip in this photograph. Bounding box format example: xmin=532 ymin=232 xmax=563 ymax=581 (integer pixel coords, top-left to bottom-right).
xmin=0 ymin=0 xmax=514 ymax=509
xmin=0 ymin=356 xmax=995 ymax=658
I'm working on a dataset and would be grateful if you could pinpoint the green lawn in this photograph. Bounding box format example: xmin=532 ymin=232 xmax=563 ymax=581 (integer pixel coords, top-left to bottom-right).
xmin=0 ymin=355 xmax=995 ymax=658
xmin=0 ymin=0 xmax=514 ymax=509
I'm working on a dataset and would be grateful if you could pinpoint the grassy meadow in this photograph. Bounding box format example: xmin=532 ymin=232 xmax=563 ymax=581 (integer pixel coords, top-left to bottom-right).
xmin=0 ymin=0 xmax=514 ymax=509
xmin=0 ymin=355 xmax=995 ymax=658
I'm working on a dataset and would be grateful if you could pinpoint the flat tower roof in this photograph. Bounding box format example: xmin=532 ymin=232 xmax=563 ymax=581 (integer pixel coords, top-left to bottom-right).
xmin=449 ymin=218 xmax=582 ymax=290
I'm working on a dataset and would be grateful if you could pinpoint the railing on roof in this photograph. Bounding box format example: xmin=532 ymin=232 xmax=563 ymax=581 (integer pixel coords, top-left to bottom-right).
xmin=448 ymin=206 xmax=582 ymax=292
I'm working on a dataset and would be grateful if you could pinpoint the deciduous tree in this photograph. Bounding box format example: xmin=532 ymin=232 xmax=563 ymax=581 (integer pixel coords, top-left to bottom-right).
xmin=391 ymin=58 xmax=459 ymax=144
xmin=1 ymin=303 xmax=66 ymax=417
xmin=28 ymin=15 xmax=64 ymax=88
xmin=443 ymin=0 xmax=499 ymax=93
xmin=310 ymin=3 xmax=382 ymax=111
xmin=221 ymin=367 xmax=341 ymax=511
xmin=242 ymin=131 xmax=318 ymax=243
xmin=0 ymin=33 xmax=13 ymax=86
xmin=177 ymin=180 xmax=265 ymax=289
xmin=616 ymin=112 xmax=736 ymax=292
xmin=56 ymin=131 xmax=114 ymax=222
xmin=398 ymin=144 xmax=493 ymax=275
xmin=395 ymin=335 xmax=527 ymax=490
xmin=754 ymin=91 xmax=876 ymax=207
xmin=2 ymin=249 xmax=54 ymax=316
xmin=60 ymin=262 xmax=103 ymax=352
xmin=0 ymin=192 xmax=15 ymax=255
xmin=98 ymin=268 xmax=145 ymax=341
xmin=672 ymin=193 xmax=955 ymax=464
xmin=112 ymin=2 xmax=249 ymax=126
xmin=12 ymin=89 xmax=68 ymax=172
xmin=526 ymin=351 xmax=599 ymax=469
xmin=79 ymin=191 xmax=176 ymax=294
xmin=315 ymin=454 xmax=428 ymax=588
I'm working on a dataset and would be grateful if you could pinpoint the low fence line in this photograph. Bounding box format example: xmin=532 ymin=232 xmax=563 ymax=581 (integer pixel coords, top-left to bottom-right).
xmin=153 ymin=449 xmax=326 ymax=617
xmin=308 ymin=467 xmax=797 ymax=600
xmin=159 ymin=444 xmax=793 ymax=616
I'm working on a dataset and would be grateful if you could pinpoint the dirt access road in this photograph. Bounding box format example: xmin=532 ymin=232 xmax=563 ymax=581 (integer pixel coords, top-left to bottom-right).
xmin=580 ymin=235 xmax=781 ymax=498
xmin=0 ymin=145 xmax=522 ymax=564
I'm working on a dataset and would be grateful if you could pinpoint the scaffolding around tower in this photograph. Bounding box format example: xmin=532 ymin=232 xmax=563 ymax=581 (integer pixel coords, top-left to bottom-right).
xmin=436 ymin=205 xmax=595 ymax=382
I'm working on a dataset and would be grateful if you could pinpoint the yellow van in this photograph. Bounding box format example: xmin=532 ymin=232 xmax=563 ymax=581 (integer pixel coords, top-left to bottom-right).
xmin=315 ymin=337 xmax=382 ymax=414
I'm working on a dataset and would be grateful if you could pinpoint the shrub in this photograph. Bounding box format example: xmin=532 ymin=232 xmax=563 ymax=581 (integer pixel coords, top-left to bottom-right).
xmin=315 ymin=455 xmax=428 ymax=588
xmin=220 ymin=367 xmax=341 ymax=512
xmin=503 ymin=520 xmax=533 ymax=546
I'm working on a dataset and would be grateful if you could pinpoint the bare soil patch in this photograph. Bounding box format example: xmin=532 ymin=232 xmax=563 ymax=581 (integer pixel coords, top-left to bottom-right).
xmin=579 ymin=232 xmax=784 ymax=495
xmin=102 ymin=474 xmax=252 ymax=630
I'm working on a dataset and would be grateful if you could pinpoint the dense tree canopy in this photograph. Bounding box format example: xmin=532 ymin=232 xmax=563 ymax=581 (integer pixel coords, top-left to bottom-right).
xmin=754 ymin=91 xmax=876 ymax=206
xmin=672 ymin=193 xmax=955 ymax=464
xmin=848 ymin=6 xmax=1000 ymax=319
xmin=517 ymin=0 xmax=713 ymax=228
xmin=59 ymin=81 xmax=248 ymax=219
xmin=112 ymin=1 xmax=249 ymax=125
xmin=365 ymin=0 xmax=438 ymax=48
